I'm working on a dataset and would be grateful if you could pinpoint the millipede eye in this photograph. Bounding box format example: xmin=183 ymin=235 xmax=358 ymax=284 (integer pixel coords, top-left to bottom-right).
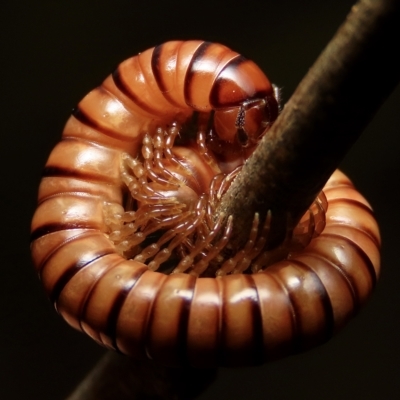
xmin=235 ymin=107 xmax=246 ymax=129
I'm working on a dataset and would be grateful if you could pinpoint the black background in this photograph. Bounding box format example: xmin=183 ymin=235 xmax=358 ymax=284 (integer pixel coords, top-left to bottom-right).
xmin=2 ymin=1 xmax=400 ymax=399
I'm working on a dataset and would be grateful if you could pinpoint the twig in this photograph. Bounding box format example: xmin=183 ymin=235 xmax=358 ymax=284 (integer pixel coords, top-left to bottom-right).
xmin=217 ymin=0 xmax=400 ymax=249
xmin=66 ymin=0 xmax=400 ymax=398
xmin=66 ymin=351 xmax=217 ymax=400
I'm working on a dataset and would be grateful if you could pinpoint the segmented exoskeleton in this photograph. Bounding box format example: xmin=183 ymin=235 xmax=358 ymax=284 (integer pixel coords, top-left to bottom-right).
xmin=31 ymin=41 xmax=380 ymax=367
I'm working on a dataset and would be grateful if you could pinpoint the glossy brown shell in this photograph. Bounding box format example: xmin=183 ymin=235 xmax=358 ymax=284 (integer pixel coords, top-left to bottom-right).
xmin=31 ymin=41 xmax=380 ymax=367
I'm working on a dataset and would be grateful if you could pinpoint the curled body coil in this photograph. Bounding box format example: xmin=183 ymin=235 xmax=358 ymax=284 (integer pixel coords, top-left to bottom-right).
xmin=31 ymin=40 xmax=380 ymax=367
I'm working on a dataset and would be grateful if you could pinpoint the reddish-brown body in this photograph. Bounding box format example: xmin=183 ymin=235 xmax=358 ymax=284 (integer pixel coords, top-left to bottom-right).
xmin=31 ymin=41 xmax=380 ymax=367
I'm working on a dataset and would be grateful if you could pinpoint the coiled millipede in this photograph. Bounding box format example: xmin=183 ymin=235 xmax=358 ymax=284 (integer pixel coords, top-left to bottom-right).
xmin=31 ymin=40 xmax=380 ymax=367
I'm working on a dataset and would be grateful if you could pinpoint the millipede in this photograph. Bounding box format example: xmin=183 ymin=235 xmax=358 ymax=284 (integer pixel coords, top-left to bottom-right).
xmin=30 ymin=40 xmax=380 ymax=367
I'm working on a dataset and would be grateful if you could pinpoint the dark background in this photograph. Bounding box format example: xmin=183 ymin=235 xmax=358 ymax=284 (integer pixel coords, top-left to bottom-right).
xmin=2 ymin=0 xmax=400 ymax=399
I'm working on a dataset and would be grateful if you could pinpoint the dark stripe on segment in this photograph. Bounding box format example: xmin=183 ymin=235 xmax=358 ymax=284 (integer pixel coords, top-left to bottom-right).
xmin=184 ymin=42 xmax=211 ymax=106
xmin=31 ymin=222 xmax=97 ymax=242
xmin=112 ymin=68 xmax=157 ymax=115
xmin=49 ymin=250 xmax=114 ymax=304
xmin=328 ymin=197 xmax=372 ymax=211
xmin=287 ymin=259 xmax=335 ymax=343
xmin=326 ymin=198 xmax=380 ymax=247
xmin=267 ymin=273 xmax=301 ymax=353
xmin=144 ymin=274 xmax=196 ymax=365
xmin=209 ymin=56 xmax=270 ymax=108
xmin=72 ymin=106 xmax=133 ymax=143
xmin=217 ymin=276 xmax=265 ymax=366
xmin=243 ymin=275 xmax=264 ymax=365
xmin=208 ymin=55 xmax=243 ymax=108
xmin=36 ymin=231 xmax=96 ymax=276
xmin=42 ymin=165 xmax=115 ymax=185
xmin=175 ymin=275 xmax=196 ymax=364
xmin=216 ymin=283 xmax=228 ymax=366
xmin=328 ymin=197 xmax=373 ymax=212
xmin=80 ymin=263 xmax=148 ymax=352
xmin=214 ymin=279 xmax=224 ymax=366
xmin=151 ymin=44 xmax=166 ymax=92
xmin=221 ymin=54 xmax=245 ymax=68
xmin=323 ymin=183 xmax=354 ymax=194
xmin=151 ymin=43 xmax=184 ymax=108
xmin=303 ymin=250 xmax=359 ymax=314
xmin=321 ymin=232 xmax=377 ymax=289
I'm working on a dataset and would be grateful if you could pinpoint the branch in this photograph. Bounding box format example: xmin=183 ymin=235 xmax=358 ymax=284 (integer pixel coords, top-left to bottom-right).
xmin=66 ymin=0 xmax=400 ymax=398
xmin=217 ymin=0 xmax=400 ymax=249
xmin=66 ymin=351 xmax=217 ymax=400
